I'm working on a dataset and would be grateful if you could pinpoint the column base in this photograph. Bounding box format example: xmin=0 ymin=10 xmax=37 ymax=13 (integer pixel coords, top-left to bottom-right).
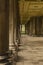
xmin=11 ymin=44 xmax=18 ymax=62
xmin=29 ymin=33 xmax=32 ymax=36
xmin=31 ymin=34 xmax=43 ymax=37
xmin=0 ymin=51 xmax=12 ymax=65
xmin=36 ymin=35 xmax=43 ymax=37
xmin=32 ymin=34 xmax=36 ymax=37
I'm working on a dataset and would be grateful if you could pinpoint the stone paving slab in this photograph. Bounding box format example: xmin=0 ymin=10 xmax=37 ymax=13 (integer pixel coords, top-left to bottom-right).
xmin=16 ymin=35 xmax=43 ymax=65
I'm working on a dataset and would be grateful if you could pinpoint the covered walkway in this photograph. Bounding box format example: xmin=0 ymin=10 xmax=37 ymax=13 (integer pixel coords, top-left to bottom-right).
xmin=0 ymin=0 xmax=43 ymax=65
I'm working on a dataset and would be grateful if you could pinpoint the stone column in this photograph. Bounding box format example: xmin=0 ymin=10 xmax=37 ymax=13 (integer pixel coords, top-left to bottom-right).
xmin=35 ymin=16 xmax=42 ymax=36
xmin=28 ymin=21 xmax=30 ymax=35
xmin=39 ymin=16 xmax=42 ymax=36
xmin=25 ymin=24 xmax=28 ymax=34
xmin=25 ymin=25 xmax=26 ymax=34
xmin=29 ymin=17 xmax=33 ymax=36
xmin=41 ymin=16 xmax=43 ymax=36
xmin=26 ymin=21 xmax=30 ymax=35
xmin=29 ymin=22 xmax=32 ymax=35
xmin=13 ymin=0 xmax=17 ymax=44
xmin=16 ymin=20 xmax=20 ymax=44
xmin=15 ymin=0 xmax=21 ymax=44
xmin=20 ymin=24 xmax=22 ymax=34
xmin=35 ymin=16 xmax=37 ymax=35
xmin=32 ymin=17 xmax=35 ymax=36
xmin=35 ymin=16 xmax=40 ymax=36
xmin=0 ymin=0 xmax=9 ymax=63
xmin=9 ymin=0 xmax=14 ymax=50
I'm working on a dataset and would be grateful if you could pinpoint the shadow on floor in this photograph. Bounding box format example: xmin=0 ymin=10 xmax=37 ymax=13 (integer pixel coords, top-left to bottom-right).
xmin=17 ymin=55 xmax=29 ymax=62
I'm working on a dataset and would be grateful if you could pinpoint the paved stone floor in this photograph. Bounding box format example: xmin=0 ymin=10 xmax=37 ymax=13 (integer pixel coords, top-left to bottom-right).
xmin=16 ymin=35 xmax=43 ymax=65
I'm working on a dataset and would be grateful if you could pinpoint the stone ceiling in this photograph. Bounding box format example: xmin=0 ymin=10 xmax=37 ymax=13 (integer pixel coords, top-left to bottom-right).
xmin=19 ymin=1 xmax=43 ymax=24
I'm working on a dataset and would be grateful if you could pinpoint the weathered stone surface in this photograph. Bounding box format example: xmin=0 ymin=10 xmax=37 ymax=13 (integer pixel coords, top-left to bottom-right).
xmin=16 ymin=35 xmax=43 ymax=65
xmin=0 ymin=0 xmax=9 ymax=54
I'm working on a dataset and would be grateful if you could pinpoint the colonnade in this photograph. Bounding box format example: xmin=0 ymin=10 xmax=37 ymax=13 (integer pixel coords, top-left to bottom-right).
xmin=25 ymin=16 xmax=43 ymax=36
xmin=0 ymin=0 xmax=20 ymax=64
